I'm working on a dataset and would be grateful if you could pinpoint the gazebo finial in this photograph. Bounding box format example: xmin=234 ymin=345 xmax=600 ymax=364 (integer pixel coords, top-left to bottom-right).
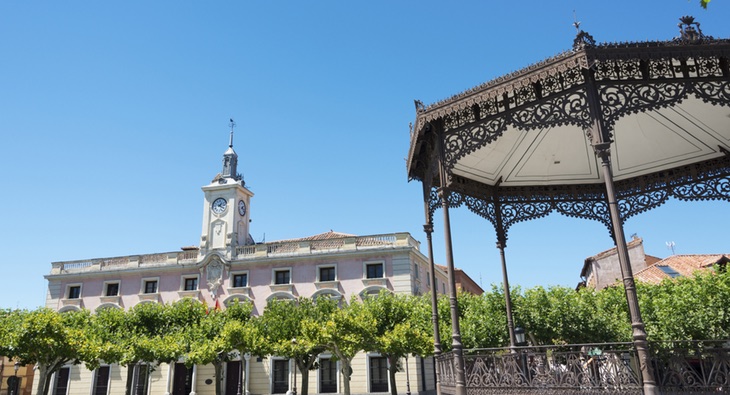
xmin=678 ymin=15 xmax=705 ymax=43
xmin=572 ymin=12 xmax=595 ymax=50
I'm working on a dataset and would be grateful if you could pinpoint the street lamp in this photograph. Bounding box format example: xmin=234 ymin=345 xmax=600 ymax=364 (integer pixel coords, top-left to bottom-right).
xmin=514 ymin=327 xmax=526 ymax=347
xmin=8 ymin=361 xmax=21 ymax=395
xmin=513 ymin=327 xmax=529 ymax=383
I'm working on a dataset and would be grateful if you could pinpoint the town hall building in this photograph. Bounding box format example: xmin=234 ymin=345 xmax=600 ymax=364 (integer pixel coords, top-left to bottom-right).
xmin=38 ymin=126 xmax=481 ymax=395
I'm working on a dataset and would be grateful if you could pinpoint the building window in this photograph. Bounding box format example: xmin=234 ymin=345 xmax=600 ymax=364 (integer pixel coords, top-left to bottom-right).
xmin=274 ymin=269 xmax=291 ymax=285
xmin=67 ymin=285 xmax=81 ymax=299
xmin=143 ymin=280 xmax=158 ymax=294
xmin=172 ymin=363 xmax=193 ymax=395
xmin=127 ymin=363 xmax=149 ymax=395
xmin=658 ymin=265 xmax=682 ymax=278
xmin=426 ymin=273 xmax=431 ymax=287
xmin=319 ymin=266 xmax=336 ymax=282
xmin=93 ymin=366 xmax=110 ymax=395
xmin=414 ymin=263 xmax=419 ymax=279
xmin=272 ymin=359 xmax=289 ymax=394
xmin=365 ymin=262 xmax=384 ymax=279
xmin=225 ymin=361 xmax=242 ymax=395
xmin=369 ymin=356 xmax=388 ymax=393
xmin=53 ymin=367 xmax=70 ymax=395
xmin=105 ymin=283 xmax=119 ymax=297
xmin=232 ymin=273 xmax=248 ymax=288
xmin=319 ymin=358 xmax=337 ymax=393
xmin=183 ymin=277 xmax=198 ymax=291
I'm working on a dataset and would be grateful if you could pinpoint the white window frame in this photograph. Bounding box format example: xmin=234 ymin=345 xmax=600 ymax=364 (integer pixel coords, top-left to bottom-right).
xmin=316 ymin=264 xmax=337 ymax=282
xmin=270 ymin=357 xmax=290 ymax=394
xmin=65 ymin=283 xmax=83 ymax=299
xmin=363 ymin=261 xmax=385 ymax=279
xmin=103 ymin=281 xmax=120 ymax=297
xmin=180 ymin=274 xmax=200 ymax=291
xmin=92 ymin=365 xmax=111 ymax=395
xmin=367 ymin=353 xmax=389 ymax=393
xmin=271 ymin=267 xmax=292 ymax=285
xmin=140 ymin=277 xmax=160 ymax=295
xmin=128 ymin=363 xmax=151 ymax=395
xmin=229 ymin=270 xmax=250 ymax=288
xmin=52 ymin=366 xmax=71 ymax=395
xmin=317 ymin=354 xmax=338 ymax=394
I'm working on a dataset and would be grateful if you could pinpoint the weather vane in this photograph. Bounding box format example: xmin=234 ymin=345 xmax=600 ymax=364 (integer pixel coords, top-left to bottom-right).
xmin=573 ymin=10 xmax=581 ymax=33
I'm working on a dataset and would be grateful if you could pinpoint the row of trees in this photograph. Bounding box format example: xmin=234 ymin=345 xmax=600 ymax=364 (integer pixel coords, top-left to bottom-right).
xmin=2 ymin=269 xmax=728 ymax=395
xmin=439 ymin=268 xmax=730 ymax=350
xmin=0 ymin=292 xmax=432 ymax=395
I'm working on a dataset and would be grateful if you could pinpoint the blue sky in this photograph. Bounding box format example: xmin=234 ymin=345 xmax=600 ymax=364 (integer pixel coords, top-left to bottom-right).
xmin=1 ymin=1 xmax=728 ymax=310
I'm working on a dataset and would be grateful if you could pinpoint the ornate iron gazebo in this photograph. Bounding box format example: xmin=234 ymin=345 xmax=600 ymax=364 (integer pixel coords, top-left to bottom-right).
xmin=407 ymin=17 xmax=730 ymax=395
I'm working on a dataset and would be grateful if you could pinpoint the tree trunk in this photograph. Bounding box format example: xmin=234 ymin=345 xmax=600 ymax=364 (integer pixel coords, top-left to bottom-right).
xmin=297 ymin=360 xmax=309 ymax=395
xmin=338 ymin=358 xmax=353 ymax=395
xmin=214 ymin=362 xmax=223 ymax=395
xmin=35 ymin=365 xmax=51 ymax=395
xmin=387 ymin=355 xmax=399 ymax=395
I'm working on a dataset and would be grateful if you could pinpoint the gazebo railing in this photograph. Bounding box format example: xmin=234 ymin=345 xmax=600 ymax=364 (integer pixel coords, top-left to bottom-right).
xmin=436 ymin=340 xmax=730 ymax=394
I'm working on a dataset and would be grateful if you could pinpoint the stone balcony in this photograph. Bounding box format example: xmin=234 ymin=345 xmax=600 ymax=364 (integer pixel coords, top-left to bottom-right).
xmin=49 ymin=232 xmax=420 ymax=275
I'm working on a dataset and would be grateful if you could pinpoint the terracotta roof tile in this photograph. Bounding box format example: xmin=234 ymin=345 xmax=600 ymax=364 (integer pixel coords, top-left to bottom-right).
xmin=273 ymin=230 xmax=356 ymax=243
xmin=634 ymin=254 xmax=729 ymax=284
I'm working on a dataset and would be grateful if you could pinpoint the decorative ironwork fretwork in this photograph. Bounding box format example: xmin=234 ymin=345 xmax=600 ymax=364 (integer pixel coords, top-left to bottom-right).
xmin=651 ymin=340 xmax=730 ymax=392
xmin=510 ymin=90 xmax=591 ymax=131
xmin=599 ymin=83 xmax=688 ymax=129
xmin=427 ymin=155 xmax=730 ymax=244
xmin=443 ymin=118 xmax=507 ymax=170
xmin=437 ymin=341 xmax=730 ymax=394
xmin=694 ymin=80 xmax=730 ymax=106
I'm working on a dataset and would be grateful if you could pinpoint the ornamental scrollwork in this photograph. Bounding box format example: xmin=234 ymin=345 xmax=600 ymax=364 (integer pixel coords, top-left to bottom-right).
xmin=510 ymin=90 xmax=591 ymax=131
xmin=443 ymin=117 xmax=507 ymax=172
xmin=599 ymin=83 xmax=688 ymax=129
xmin=691 ymin=80 xmax=730 ymax=106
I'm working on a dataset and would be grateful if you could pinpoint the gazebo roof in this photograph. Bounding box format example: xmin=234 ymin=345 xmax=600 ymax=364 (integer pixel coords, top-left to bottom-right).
xmin=407 ymin=18 xmax=730 ymax=238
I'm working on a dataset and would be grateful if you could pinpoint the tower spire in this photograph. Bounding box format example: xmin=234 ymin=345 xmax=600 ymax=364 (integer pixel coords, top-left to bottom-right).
xmin=221 ymin=118 xmax=240 ymax=181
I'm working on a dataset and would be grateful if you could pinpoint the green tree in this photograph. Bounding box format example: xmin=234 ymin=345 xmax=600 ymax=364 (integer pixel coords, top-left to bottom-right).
xmin=361 ymin=292 xmax=433 ymax=395
xmin=187 ymin=299 xmax=255 ymax=395
xmin=639 ymin=268 xmax=730 ymax=341
xmin=79 ymin=306 xmax=129 ymax=371
xmin=459 ymin=289 xmax=510 ymax=349
xmin=2 ymin=308 xmax=90 ymax=395
xmin=220 ymin=310 xmax=266 ymax=395
xmin=302 ymin=297 xmax=373 ymax=395
xmin=260 ymin=297 xmax=337 ymax=395
xmin=121 ymin=301 xmax=183 ymax=395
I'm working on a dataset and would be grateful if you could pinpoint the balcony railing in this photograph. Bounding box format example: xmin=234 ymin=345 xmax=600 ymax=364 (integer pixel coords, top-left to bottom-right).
xmin=234 ymin=233 xmax=417 ymax=259
xmin=50 ymin=233 xmax=420 ymax=274
xmin=437 ymin=340 xmax=730 ymax=394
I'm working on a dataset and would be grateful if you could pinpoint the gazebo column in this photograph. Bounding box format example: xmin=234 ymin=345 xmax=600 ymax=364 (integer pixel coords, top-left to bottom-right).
xmin=594 ymin=143 xmax=658 ymax=395
xmin=422 ymin=184 xmax=442 ymax=395
xmin=494 ymin=199 xmax=517 ymax=350
xmin=436 ymin=131 xmax=467 ymax=395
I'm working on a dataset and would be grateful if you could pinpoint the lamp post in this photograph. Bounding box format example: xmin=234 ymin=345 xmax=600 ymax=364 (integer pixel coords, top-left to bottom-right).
xmin=405 ymin=355 xmax=411 ymax=395
xmin=291 ymin=338 xmax=297 ymax=395
xmin=9 ymin=361 xmax=20 ymax=395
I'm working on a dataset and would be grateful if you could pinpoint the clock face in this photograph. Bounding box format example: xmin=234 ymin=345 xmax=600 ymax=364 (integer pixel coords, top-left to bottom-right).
xmin=238 ymin=200 xmax=247 ymax=216
xmin=212 ymin=198 xmax=227 ymax=214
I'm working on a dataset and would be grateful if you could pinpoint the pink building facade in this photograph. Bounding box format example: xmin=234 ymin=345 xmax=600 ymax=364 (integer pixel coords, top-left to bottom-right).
xmin=40 ymin=133 xmax=455 ymax=395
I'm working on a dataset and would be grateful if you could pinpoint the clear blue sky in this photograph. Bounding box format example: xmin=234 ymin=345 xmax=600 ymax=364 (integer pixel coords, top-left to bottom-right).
xmin=1 ymin=1 xmax=728 ymax=310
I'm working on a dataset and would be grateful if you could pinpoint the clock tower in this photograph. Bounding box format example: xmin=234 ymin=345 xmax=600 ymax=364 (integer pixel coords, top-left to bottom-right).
xmin=200 ymin=121 xmax=254 ymax=257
